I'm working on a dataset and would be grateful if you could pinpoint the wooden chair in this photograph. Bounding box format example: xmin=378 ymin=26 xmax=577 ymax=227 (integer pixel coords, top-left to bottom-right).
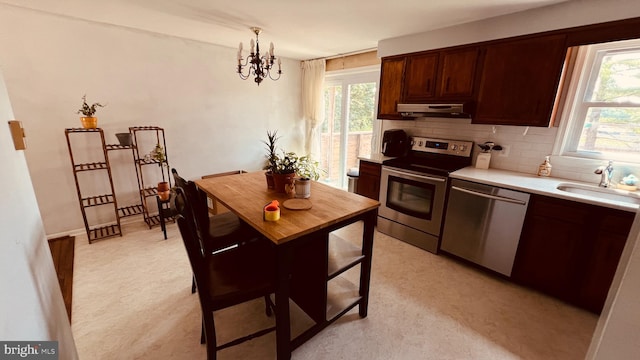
xmin=172 ymin=168 xmax=263 ymax=293
xmin=172 ymin=168 xmax=261 ymax=249
xmin=174 ymin=187 xmax=276 ymax=359
xmin=201 ymin=170 xmax=247 ymax=215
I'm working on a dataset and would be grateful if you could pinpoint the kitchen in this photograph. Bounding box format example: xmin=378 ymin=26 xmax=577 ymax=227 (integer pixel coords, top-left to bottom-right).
xmin=357 ymin=9 xmax=640 ymax=358
xmin=2 ymin=0 xmax=640 ymax=359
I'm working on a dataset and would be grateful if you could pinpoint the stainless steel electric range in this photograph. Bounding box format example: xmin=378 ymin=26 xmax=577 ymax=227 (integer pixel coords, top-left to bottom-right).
xmin=377 ymin=136 xmax=474 ymax=253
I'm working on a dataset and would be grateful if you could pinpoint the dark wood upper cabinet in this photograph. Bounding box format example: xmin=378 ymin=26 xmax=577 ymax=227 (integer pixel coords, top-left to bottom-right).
xmin=377 ymin=17 xmax=640 ymax=125
xmin=402 ymin=47 xmax=479 ymax=102
xmin=438 ymin=48 xmax=479 ymax=98
xmin=403 ymin=53 xmax=438 ymax=101
xmin=377 ymin=57 xmax=406 ymax=119
xmin=473 ymin=34 xmax=568 ymax=127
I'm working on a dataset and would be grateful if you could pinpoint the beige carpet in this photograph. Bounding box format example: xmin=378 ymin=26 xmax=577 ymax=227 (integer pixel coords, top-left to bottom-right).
xmin=72 ymin=220 xmax=597 ymax=359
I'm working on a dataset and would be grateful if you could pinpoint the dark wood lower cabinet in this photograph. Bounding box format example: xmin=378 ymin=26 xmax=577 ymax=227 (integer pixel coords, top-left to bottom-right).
xmin=355 ymin=160 xmax=381 ymax=201
xmin=512 ymin=194 xmax=634 ymax=314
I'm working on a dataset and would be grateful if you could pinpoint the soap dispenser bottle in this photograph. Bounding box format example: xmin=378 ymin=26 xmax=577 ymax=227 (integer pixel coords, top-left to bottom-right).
xmin=537 ymin=156 xmax=552 ymax=177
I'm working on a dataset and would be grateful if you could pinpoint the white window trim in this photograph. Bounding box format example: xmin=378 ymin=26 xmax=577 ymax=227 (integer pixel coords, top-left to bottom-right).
xmin=554 ymin=38 xmax=640 ymax=165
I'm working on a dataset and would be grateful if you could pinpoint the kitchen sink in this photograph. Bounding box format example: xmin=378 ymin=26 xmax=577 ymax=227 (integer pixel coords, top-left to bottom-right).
xmin=556 ymin=182 xmax=640 ymax=206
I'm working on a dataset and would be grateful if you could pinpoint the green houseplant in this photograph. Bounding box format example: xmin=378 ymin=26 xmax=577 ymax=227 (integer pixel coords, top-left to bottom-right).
xmin=262 ymin=130 xmax=280 ymax=189
xmin=271 ymin=151 xmax=323 ymax=193
xmin=271 ymin=150 xmax=298 ymax=193
xmin=76 ymin=94 xmax=105 ymax=129
xmin=149 ymin=143 xmax=167 ymax=166
xmin=262 ymin=130 xmax=323 ymax=192
xmin=149 ymin=144 xmax=170 ymax=200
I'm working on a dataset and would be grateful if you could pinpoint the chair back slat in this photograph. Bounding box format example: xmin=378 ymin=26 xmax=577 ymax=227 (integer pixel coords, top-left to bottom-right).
xmin=174 ymin=187 xmax=207 ymax=266
xmin=172 ymin=168 xmax=212 ymax=243
xmin=174 ymin=187 xmax=215 ymax=322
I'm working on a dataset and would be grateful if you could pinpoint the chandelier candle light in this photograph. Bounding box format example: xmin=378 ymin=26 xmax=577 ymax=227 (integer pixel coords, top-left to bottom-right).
xmin=237 ymin=27 xmax=282 ymax=85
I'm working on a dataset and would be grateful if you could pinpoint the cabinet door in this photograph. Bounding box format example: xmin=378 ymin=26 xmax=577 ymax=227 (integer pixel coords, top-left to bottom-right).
xmin=511 ymin=195 xmax=589 ymax=302
xmin=355 ymin=161 xmax=381 ymax=200
xmin=403 ymin=53 xmax=439 ymax=101
xmin=439 ymin=48 xmax=479 ymax=98
xmin=578 ymin=210 xmax=634 ymax=313
xmin=377 ymin=57 xmax=406 ymax=120
xmin=512 ymin=213 xmax=585 ymax=302
xmin=474 ymin=34 xmax=567 ymax=126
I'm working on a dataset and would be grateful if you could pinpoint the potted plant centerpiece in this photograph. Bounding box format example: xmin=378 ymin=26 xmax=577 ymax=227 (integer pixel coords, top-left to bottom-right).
xmin=76 ymin=94 xmax=105 ymax=129
xmin=262 ymin=130 xmax=323 ymax=193
xmin=271 ymin=151 xmax=324 ymax=193
xmin=271 ymin=151 xmax=298 ymax=193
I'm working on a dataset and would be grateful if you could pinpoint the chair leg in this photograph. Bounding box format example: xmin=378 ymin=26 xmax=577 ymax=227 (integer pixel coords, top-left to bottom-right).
xmin=203 ymin=312 xmax=217 ymax=360
xmin=200 ymin=317 xmax=205 ymax=344
xmin=191 ymin=275 xmax=197 ymax=294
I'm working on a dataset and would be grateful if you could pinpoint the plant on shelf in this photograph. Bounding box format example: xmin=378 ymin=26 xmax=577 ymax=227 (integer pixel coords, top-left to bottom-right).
xmin=76 ymin=94 xmax=105 ymax=129
xmin=149 ymin=143 xmax=167 ymax=167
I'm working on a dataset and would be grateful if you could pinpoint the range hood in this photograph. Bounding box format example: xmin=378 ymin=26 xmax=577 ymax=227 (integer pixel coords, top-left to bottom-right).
xmin=397 ymin=103 xmax=470 ymax=118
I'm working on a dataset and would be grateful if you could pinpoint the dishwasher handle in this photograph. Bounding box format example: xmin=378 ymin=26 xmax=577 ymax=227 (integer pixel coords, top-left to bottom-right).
xmin=451 ymin=185 xmax=527 ymax=205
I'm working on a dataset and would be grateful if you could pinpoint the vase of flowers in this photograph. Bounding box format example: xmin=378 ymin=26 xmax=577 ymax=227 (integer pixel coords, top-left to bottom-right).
xmin=76 ymin=94 xmax=105 ymax=129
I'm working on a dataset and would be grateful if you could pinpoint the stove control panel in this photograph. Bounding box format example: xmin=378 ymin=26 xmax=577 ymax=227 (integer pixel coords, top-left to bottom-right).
xmin=410 ymin=137 xmax=473 ymax=157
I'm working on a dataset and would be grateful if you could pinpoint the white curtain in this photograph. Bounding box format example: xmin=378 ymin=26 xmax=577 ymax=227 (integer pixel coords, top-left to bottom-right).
xmin=301 ymin=59 xmax=326 ymax=158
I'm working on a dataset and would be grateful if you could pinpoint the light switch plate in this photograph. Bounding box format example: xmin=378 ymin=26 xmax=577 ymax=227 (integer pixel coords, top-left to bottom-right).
xmin=8 ymin=120 xmax=26 ymax=150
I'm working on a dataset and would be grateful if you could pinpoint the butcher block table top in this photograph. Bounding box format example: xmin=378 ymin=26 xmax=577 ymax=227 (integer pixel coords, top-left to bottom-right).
xmin=195 ymin=171 xmax=380 ymax=245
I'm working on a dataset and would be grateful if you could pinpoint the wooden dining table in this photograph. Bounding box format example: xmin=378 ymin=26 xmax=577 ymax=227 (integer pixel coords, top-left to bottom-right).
xmin=195 ymin=171 xmax=379 ymax=360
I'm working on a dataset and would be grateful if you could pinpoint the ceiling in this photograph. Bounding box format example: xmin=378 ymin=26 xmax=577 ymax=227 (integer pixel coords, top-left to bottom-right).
xmin=2 ymin=0 xmax=570 ymax=60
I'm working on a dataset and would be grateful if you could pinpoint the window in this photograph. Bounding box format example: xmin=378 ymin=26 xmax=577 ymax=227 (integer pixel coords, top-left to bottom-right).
xmin=560 ymin=39 xmax=640 ymax=163
xmin=320 ymin=68 xmax=380 ymax=189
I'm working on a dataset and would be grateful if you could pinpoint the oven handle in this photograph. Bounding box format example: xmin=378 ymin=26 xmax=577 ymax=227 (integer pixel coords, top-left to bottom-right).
xmin=384 ymin=167 xmax=446 ymax=183
xmin=451 ymin=186 xmax=527 ymax=205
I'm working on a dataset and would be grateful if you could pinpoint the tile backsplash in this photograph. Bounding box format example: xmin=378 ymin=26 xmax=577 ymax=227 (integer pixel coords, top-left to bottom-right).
xmin=381 ymin=118 xmax=640 ymax=187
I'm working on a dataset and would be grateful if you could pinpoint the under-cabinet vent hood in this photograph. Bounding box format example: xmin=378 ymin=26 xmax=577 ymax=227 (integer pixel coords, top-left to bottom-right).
xmin=397 ymin=103 xmax=470 ymax=118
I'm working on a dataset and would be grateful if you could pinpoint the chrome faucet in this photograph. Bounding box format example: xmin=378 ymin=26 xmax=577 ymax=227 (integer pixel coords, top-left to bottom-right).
xmin=595 ymin=160 xmax=614 ymax=187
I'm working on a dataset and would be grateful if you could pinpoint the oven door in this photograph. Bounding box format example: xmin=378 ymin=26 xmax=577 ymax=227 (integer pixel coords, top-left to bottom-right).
xmin=379 ymin=166 xmax=447 ymax=236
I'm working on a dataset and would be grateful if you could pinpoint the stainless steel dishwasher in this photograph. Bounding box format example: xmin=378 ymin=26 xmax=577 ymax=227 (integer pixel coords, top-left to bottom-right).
xmin=440 ymin=178 xmax=530 ymax=276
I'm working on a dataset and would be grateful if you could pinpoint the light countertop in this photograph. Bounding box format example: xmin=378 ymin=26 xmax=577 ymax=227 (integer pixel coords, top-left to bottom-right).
xmin=451 ymin=167 xmax=639 ymax=212
xmin=358 ymin=153 xmax=395 ymax=164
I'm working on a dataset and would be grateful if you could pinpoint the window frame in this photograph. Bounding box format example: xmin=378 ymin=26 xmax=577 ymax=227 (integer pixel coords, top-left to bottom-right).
xmin=556 ymin=38 xmax=640 ymax=164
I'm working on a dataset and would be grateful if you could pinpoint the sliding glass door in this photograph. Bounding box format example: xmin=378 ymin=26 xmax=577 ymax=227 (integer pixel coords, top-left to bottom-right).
xmin=320 ymin=69 xmax=380 ymax=189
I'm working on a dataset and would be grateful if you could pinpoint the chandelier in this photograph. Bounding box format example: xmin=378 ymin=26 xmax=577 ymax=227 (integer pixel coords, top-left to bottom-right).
xmin=237 ymin=27 xmax=282 ymax=85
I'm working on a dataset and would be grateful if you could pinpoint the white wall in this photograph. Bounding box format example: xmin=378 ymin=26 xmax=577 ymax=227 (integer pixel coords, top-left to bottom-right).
xmin=0 ymin=70 xmax=78 ymax=358
xmin=0 ymin=5 xmax=303 ymax=236
xmin=379 ymin=0 xmax=640 ymax=57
